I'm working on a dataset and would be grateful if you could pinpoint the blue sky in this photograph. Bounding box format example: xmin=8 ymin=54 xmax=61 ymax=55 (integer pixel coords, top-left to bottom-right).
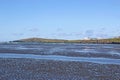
xmin=0 ymin=0 xmax=120 ymax=41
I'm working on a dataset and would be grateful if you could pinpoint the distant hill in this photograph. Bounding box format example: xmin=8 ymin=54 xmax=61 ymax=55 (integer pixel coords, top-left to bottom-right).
xmin=13 ymin=38 xmax=68 ymax=43
xmin=12 ymin=37 xmax=120 ymax=44
xmin=71 ymin=37 xmax=120 ymax=44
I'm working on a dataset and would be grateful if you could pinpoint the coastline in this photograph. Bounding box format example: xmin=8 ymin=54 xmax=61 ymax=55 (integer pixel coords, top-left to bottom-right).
xmin=0 ymin=43 xmax=120 ymax=80
xmin=10 ymin=37 xmax=120 ymax=44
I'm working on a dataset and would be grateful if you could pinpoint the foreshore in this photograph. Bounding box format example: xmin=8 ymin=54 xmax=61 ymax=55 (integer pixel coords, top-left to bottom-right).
xmin=0 ymin=58 xmax=120 ymax=80
xmin=0 ymin=43 xmax=120 ymax=80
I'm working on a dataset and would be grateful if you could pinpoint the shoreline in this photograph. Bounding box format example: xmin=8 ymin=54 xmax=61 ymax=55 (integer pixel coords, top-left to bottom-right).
xmin=0 ymin=43 xmax=120 ymax=80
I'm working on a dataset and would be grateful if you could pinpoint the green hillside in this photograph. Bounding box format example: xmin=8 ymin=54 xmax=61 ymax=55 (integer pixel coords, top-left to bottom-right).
xmin=13 ymin=38 xmax=68 ymax=43
xmin=12 ymin=37 xmax=120 ymax=44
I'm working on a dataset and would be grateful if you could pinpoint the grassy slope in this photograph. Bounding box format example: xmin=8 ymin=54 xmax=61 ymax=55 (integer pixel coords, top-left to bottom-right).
xmin=13 ymin=37 xmax=120 ymax=44
xmin=14 ymin=38 xmax=68 ymax=43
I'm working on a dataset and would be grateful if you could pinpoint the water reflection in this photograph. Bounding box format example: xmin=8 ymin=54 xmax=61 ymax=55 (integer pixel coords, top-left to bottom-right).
xmin=0 ymin=53 xmax=120 ymax=65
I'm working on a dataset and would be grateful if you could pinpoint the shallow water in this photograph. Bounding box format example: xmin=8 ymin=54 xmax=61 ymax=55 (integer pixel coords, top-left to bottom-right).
xmin=0 ymin=43 xmax=120 ymax=64
xmin=0 ymin=53 xmax=120 ymax=65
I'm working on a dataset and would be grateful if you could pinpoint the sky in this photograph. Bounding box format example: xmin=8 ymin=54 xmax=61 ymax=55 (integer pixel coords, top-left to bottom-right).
xmin=0 ymin=0 xmax=120 ymax=41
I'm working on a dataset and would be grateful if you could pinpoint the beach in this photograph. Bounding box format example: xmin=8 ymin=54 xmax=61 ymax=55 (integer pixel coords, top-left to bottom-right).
xmin=0 ymin=43 xmax=120 ymax=80
xmin=0 ymin=58 xmax=120 ymax=80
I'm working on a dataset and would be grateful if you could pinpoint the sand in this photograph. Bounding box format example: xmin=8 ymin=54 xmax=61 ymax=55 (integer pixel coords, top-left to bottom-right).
xmin=0 ymin=58 xmax=120 ymax=80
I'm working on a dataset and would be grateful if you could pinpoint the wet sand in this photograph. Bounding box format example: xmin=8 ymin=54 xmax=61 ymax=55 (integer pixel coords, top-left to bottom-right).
xmin=0 ymin=58 xmax=120 ymax=80
xmin=0 ymin=43 xmax=120 ymax=80
xmin=0 ymin=48 xmax=120 ymax=59
xmin=0 ymin=43 xmax=120 ymax=59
